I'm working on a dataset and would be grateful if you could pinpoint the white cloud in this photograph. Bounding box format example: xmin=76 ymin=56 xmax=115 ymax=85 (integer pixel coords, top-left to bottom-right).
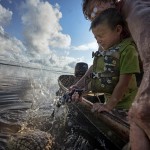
xmin=21 ymin=0 xmax=71 ymax=55
xmin=0 ymin=1 xmax=90 ymax=73
xmin=0 ymin=4 xmax=29 ymax=62
xmin=0 ymin=4 xmax=12 ymax=27
xmin=71 ymin=41 xmax=98 ymax=51
xmin=0 ymin=26 xmax=29 ymax=63
xmin=29 ymin=53 xmax=82 ymax=74
xmin=49 ymin=54 xmax=83 ymax=68
xmin=0 ymin=28 xmax=26 ymax=53
xmin=49 ymin=33 xmax=71 ymax=49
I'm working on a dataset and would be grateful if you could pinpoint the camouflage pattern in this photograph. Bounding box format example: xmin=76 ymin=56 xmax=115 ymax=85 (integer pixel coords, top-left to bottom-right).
xmin=91 ymin=46 xmax=120 ymax=93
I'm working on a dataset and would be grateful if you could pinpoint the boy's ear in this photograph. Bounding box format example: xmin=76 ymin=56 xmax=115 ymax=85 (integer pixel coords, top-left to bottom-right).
xmin=116 ymin=25 xmax=123 ymax=34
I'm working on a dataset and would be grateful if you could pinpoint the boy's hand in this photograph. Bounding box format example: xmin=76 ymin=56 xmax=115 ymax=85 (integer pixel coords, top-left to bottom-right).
xmin=71 ymin=90 xmax=83 ymax=102
xmin=69 ymin=85 xmax=78 ymax=92
xmin=56 ymin=89 xmax=83 ymax=107
xmin=91 ymin=103 xmax=110 ymax=113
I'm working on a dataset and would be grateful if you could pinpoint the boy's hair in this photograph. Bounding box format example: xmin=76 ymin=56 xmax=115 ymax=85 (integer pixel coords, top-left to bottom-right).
xmin=82 ymin=0 xmax=117 ymax=20
xmin=90 ymin=8 xmax=130 ymax=39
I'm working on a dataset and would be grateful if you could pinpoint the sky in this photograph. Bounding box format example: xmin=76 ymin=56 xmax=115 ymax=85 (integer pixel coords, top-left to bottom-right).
xmin=0 ymin=0 xmax=98 ymax=73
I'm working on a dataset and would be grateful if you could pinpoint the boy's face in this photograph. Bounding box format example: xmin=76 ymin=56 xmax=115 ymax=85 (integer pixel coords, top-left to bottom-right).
xmin=92 ymin=23 xmax=122 ymax=50
xmin=86 ymin=0 xmax=115 ymax=21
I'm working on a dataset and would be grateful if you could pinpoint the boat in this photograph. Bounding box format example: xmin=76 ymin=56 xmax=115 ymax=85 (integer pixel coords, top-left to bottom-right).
xmin=56 ymin=63 xmax=130 ymax=150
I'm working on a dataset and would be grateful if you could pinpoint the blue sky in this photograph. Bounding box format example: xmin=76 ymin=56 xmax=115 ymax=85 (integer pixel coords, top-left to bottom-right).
xmin=0 ymin=0 xmax=98 ymax=72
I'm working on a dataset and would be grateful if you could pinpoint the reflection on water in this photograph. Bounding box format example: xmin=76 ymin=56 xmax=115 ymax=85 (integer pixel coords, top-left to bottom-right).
xmin=0 ymin=61 xmax=120 ymax=150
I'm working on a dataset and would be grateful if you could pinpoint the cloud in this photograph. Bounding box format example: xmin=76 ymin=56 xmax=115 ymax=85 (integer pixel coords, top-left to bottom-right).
xmin=0 ymin=5 xmax=28 ymax=62
xmin=0 ymin=27 xmax=26 ymax=52
xmin=0 ymin=1 xmax=88 ymax=73
xmin=49 ymin=54 xmax=83 ymax=68
xmin=29 ymin=52 xmax=82 ymax=74
xmin=0 ymin=4 xmax=23 ymax=53
xmin=71 ymin=41 xmax=98 ymax=51
xmin=21 ymin=0 xmax=71 ymax=55
xmin=0 ymin=27 xmax=30 ymax=62
xmin=0 ymin=4 xmax=12 ymax=27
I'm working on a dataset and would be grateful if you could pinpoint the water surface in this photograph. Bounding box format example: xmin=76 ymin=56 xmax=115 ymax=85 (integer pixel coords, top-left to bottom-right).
xmin=0 ymin=61 xmax=121 ymax=150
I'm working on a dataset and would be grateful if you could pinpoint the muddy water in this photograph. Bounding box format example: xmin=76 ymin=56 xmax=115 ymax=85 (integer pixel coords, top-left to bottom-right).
xmin=0 ymin=61 xmax=119 ymax=150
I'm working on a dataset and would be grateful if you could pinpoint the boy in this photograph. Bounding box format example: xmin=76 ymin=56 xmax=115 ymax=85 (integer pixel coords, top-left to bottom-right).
xmin=72 ymin=8 xmax=140 ymax=112
xmin=90 ymin=8 xmax=140 ymax=112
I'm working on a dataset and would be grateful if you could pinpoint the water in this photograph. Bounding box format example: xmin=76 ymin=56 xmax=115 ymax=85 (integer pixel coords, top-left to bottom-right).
xmin=0 ymin=61 xmax=122 ymax=150
xmin=0 ymin=61 xmax=59 ymax=149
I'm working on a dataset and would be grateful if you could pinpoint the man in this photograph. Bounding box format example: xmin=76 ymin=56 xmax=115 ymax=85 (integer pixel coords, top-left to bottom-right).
xmin=80 ymin=0 xmax=150 ymax=149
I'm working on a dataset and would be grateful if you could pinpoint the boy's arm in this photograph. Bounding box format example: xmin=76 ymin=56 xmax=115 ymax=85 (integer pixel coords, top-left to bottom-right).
xmin=91 ymin=74 xmax=132 ymax=112
xmin=105 ymin=74 xmax=132 ymax=111
xmin=70 ymin=65 xmax=93 ymax=102
xmin=70 ymin=65 xmax=93 ymax=89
